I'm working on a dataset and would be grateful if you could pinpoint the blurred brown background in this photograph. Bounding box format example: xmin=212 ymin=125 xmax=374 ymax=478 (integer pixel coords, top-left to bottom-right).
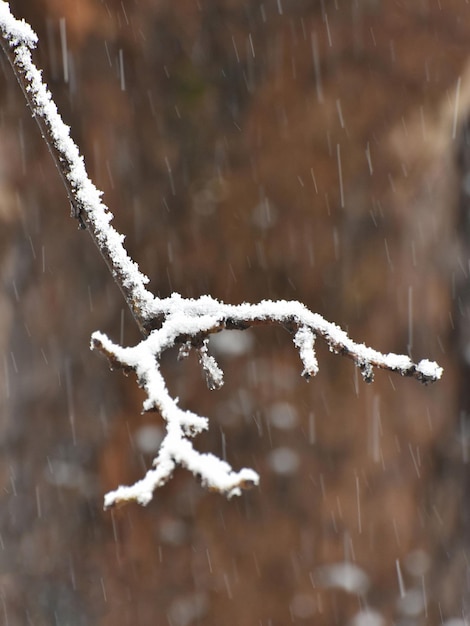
xmin=1 ymin=1 xmax=469 ymax=624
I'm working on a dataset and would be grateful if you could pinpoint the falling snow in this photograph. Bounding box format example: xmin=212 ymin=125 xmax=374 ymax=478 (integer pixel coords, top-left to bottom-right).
xmin=1 ymin=2 xmax=461 ymax=625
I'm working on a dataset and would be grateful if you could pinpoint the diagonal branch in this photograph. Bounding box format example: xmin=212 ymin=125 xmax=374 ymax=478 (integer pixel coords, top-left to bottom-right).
xmin=0 ymin=4 xmax=157 ymax=335
xmin=0 ymin=3 xmax=443 ymax=509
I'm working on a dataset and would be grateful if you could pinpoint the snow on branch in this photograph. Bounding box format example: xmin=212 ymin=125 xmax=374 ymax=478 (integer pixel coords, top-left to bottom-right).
xmin=0 ymin=3 xmax=443 ymax=509
xmin=0 ymin=2 xmax=155 ymax=333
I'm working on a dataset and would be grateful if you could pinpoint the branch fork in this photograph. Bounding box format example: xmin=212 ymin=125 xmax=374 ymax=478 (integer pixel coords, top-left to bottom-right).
xmin=0 ymin=3 xmax=443 ymax=509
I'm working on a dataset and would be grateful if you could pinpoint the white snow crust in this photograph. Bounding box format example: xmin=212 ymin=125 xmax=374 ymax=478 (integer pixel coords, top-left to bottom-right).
xmin=1 ymin=2 xmax=444 ymax=508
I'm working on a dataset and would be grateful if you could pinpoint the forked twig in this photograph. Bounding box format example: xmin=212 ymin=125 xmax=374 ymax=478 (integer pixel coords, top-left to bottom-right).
xmin=0 ymin=3 xmax=443 ymax=508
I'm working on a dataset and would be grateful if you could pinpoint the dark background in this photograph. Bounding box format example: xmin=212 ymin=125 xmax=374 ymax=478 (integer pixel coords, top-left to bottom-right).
xmin=0 ymin=1 xmax=468 ymax=624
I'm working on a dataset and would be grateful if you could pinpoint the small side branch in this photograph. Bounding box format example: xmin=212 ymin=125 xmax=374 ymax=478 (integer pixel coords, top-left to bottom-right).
xmin=294 ymin=326 xmax=319 ymax=379
xmin=143 ymin=295 xmax=443 ymax=385
xmin=92 ymin=330 xmax=258 ymax=509
xmin=197 ymin=339 xmax=224 ymax=390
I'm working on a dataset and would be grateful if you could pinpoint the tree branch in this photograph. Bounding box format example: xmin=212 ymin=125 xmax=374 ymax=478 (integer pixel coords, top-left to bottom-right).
xmin=0 ymin=4 xmax=156 ymax=335
xmin=0 ymin=3 xmax=443 ymax=509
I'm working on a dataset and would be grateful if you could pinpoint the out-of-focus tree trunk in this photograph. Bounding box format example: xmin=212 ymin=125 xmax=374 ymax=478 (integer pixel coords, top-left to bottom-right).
xmin=0 ymin=1 xmax=468 ymax=624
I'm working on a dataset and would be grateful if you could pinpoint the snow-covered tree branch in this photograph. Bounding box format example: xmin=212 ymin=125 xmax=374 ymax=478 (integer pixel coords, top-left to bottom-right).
xmin=0 ymin=2 xmax=443 ymax=509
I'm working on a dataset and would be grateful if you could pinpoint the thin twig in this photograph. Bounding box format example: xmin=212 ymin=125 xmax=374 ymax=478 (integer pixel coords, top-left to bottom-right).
xmin=0 ymin=3 xmax=443 ymax=508
xmin=0 ymin=7 xmax=157 ymax=335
